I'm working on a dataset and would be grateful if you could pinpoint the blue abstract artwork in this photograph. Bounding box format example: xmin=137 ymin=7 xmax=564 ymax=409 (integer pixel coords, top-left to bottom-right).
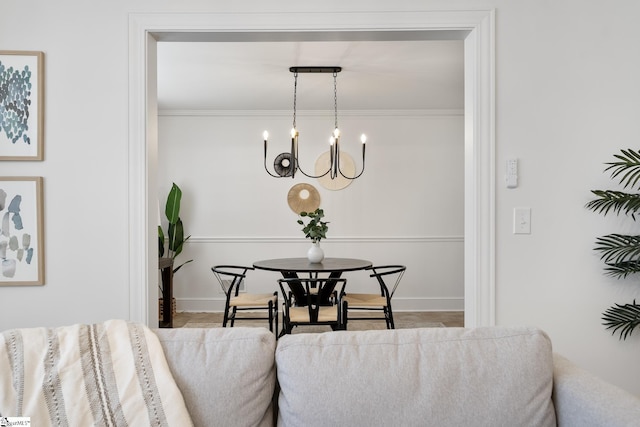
xmin=0 ymin=51 xmax=43 ymax=160
xmin=0 ymin=62 xmax=33 ymax=145
xmin=0 ymin=177 xmax=43 ymax=285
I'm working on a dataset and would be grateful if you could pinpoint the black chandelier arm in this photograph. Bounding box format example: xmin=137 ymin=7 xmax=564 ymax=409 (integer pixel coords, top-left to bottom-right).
xmin=263 ymin=157 xmax=284 ymax=178
xmin=338 ymin=163 xmax=366 ymax=180
xmin=295 ymin=162 xmax=332 ymax=179
xmin=338 ymin=148 xmax=366 ymax=180
xmin=263 ymin=141 xmax=283 ymax=177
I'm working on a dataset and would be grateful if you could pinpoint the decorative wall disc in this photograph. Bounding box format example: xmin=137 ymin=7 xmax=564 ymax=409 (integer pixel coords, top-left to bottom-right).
xmin=274 ymin=152 xmax=295 ymax=177
xmin=287 ymin=183 xmax=321 ymax=214
xmin=315 ymin=151 xmax=355 ymax=191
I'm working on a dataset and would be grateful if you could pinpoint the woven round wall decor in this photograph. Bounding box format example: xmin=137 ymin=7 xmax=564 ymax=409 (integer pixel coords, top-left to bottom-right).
xmin=315 ymin=151 xmax=356 ymax=191
xmin=274 ymin=152 xmax=295 ymax=177
xmin=287 ymin=183 xmax=321 ymax=214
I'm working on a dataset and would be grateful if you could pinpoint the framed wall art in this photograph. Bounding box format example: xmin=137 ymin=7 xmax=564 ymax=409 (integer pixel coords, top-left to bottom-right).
xmin=0 ymin=51 xmax=44 ymax=160
xmin=0 ymin=177 xmax=44 ymax=285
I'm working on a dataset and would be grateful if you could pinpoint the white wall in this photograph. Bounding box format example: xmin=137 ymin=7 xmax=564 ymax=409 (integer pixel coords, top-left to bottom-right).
xmin=2 ymin=0 xmax=640 ymax=395
xmin=158 ymin=111 xmax=464 ymax=312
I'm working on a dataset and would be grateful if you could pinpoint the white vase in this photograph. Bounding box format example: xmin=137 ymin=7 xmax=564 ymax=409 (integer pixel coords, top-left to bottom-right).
xmin=307 ymin=241 xmax=324 ymax=263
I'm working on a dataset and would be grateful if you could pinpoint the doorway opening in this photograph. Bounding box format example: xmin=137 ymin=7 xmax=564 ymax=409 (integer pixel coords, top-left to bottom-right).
xmin=128 ymin=11 xmax=495 ymax=327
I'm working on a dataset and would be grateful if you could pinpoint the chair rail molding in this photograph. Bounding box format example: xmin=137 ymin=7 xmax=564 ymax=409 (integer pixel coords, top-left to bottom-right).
xmin=129 ymin=9 xmax=495 ymax=327
xmin=186 ymin=235 xmax=464 ymax=244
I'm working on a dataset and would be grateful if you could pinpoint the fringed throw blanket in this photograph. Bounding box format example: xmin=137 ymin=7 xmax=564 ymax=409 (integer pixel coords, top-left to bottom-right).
xmin=0 ymin=319 xmax=193 ymax=426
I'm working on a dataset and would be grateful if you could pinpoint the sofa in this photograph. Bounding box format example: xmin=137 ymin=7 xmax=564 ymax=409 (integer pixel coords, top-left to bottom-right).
xmin=155 ymin=326 xmax=640 ymax=427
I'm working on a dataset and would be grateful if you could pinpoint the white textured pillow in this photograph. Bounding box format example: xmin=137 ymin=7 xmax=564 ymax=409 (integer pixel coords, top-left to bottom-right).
xmin=155 ymin=327 xmax=276 ymax=427
xmin=276 ymin=327 xmax=556 ymax=427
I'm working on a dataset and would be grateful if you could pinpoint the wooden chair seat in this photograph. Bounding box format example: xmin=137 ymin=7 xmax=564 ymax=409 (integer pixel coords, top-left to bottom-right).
xmin=342 ymin=293 xmax=387 ymax=307
xmin=289 ymin=306 xmax=338 ymax=323
xmin=230 ymin=293 xmax=278 ymax=307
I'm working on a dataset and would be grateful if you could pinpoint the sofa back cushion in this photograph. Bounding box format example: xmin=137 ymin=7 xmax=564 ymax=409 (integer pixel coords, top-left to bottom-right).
xmin=275 ymin=327 xmax=556 ymax=427
xmin=155 ymin=327 xmax=276 ymax=427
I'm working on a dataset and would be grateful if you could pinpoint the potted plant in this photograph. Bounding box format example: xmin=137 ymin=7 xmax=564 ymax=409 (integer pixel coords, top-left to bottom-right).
xmin=158 ymin=183 xmax=193 ymax=319
xmin=586 ymin=149 xmax=640 ymax=340
xmin=298 ymin=208 xmax=329 ymax=263
xmin=158 ymin=182 xmax=193 ymax=273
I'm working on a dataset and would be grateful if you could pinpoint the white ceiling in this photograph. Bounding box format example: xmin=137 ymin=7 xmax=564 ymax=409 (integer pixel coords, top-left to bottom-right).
xmin=156 ymin=39 xmax=464 ymax=111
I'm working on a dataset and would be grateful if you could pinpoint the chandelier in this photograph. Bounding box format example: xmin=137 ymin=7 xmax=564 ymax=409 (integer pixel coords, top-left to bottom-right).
xmin=263 ymin=66 xmax=366 ymax=180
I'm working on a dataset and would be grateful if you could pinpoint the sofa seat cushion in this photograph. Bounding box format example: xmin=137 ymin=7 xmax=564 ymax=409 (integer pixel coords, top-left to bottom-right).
xmin=276 ymin=327 xmax=556 ymax=427
xmin=155 ymin=327 xmax=276 ymax=427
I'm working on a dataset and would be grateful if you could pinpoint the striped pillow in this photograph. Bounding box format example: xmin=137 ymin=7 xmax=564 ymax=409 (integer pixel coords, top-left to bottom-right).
xmin=0 ymin=319 xmax=192 ymax=426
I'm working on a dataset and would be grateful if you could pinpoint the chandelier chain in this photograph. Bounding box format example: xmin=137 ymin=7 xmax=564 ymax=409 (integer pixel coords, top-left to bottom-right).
xmin=333 ymin=71 xmax=338 ymax=130
xmin=292 ymin=71 xmax=298 ymax=129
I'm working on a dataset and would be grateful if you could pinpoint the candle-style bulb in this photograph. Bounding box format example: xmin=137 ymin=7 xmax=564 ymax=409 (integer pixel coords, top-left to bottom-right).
xmin=263 ymin=131 xmax=269 ymax=141
xmin=360 ymin=134 xmax=367 ymax=144
xmin=334 ymin=128 xmax=340 ymax=138
xmin=330 ymin=136 xmax=335 ymax=146
xmin=291 ymin=128 xmax=297 ymax=138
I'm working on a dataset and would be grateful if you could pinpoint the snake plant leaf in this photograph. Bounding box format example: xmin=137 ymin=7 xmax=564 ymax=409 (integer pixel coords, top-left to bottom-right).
xmin=594 ymin=234 xmax=640 ymax=265
xmin=165 ymin=183 xmax=182 ymax=225
xmin=604 ymin=149 xmax=640 ymax=189
xmin=602 ymin=300 xmax=640 ymax=340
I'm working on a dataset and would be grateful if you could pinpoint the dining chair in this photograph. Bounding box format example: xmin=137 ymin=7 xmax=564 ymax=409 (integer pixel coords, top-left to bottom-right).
xmin=340 ymin=265 xmax=406 ymax=329
xmin=278 ymin=277 xmax=347 ymax=335
xmin=279 ymin=271 xmax=338 ymax=306
xmin=211 ymin=265 xmax=278 ymax=336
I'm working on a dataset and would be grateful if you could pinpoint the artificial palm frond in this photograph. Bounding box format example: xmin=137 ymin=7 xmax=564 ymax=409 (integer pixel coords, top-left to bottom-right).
xmin=604 ymin=149 xmax=640 ymax=190
xmin=585 ymin=190 xmax=640 ymax=218
xmin=589 ymin=150 xmax=640 ymax=340
xmin=602 ymin=300 xmax=640 ymax=340
xmin=602 ymin=260 xmax=640 ymax=278
xmin=594 ymin=234 xmax=640 ymax=265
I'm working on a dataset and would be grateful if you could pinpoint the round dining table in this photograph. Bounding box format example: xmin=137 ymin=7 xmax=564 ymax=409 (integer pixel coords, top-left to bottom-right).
xmin=253 ymin=257 xmax=372 ymax=274
xmin=253 ymin=257 xmax=373 ymax=305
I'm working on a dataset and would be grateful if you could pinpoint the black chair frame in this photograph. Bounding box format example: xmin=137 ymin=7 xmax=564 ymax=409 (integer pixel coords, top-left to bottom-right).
xmin=211 ymin=265 xmax=278 ymax=336
xmin=278 ymin=277 xmax=347 ymax=336
xmin=341 ymin=265 xmax=406 ymax=330
xmin=279 ymin=271 xmax=342 ymax=306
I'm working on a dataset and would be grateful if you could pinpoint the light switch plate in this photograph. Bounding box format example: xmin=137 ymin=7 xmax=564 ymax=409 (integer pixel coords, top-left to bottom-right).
xmin=513 ymin=207 xmax=531 ymax=234
xmin=506 ymin=159 xmax=518 ymax=188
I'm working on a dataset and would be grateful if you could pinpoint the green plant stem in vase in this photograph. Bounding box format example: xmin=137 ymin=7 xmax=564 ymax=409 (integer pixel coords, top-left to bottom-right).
xmin=298 ymin=208 xmax=329 ymax=263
